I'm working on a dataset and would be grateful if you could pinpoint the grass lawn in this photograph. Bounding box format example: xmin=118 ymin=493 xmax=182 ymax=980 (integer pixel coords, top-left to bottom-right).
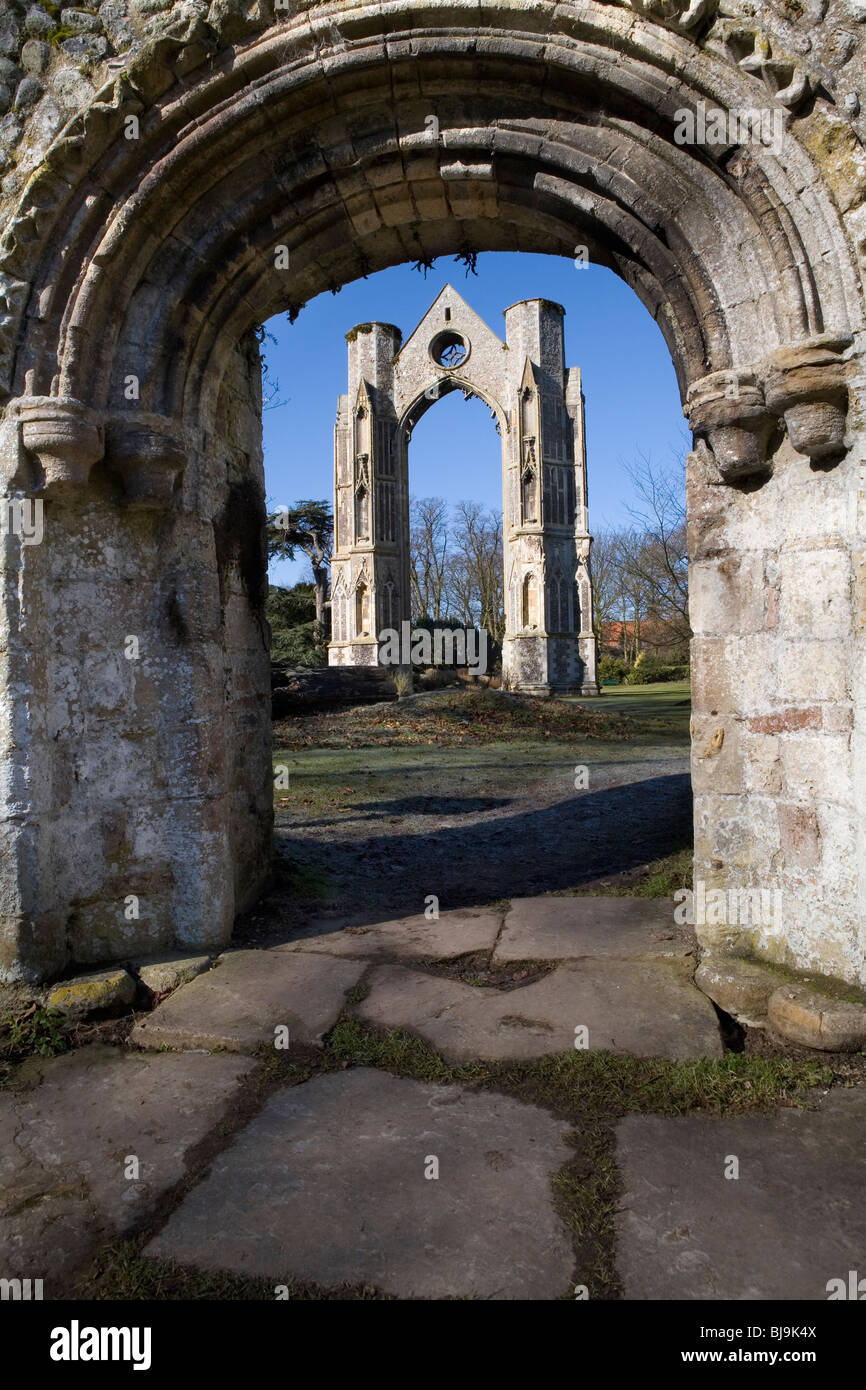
xmin=570 ymin=679 xmax=692 ymax=734
xmin=273 ymin=684 xmax=692 ymax=817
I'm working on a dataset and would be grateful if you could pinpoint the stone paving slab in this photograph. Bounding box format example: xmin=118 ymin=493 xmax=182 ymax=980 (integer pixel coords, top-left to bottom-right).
xmin=145 ymin=1067 xmax=575 ymax=1299
xmin=0 ymin=1046 xmax=252 ymax=1292
xmin=276 ymin=906 xmax=503 ymax=961
xmin=356 ymin=960 xmax=723 ymax=1062
xmin=615 ymin=1088 xmax=866 ymax=1300
xmin=135 ymin=952 xmax=213 ymax=995
xmin=494 ymin=895 xmax=689 ymax=963
xmin=130 ymin=949 xmax=365 ymax=1053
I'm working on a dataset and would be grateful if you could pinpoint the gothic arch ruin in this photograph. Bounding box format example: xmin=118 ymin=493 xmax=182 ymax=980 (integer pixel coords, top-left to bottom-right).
xmin=327 ymin=285 xmax=600 ymax=694
xmin=0 ymin=0 xmax=864 ymax=994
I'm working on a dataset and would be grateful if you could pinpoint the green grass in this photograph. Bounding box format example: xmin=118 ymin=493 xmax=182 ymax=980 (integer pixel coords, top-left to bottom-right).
xmin=83 ymin=1241 xmax=392 ymax=1301
xmin=324 ymin=1017 xmax=827 ymax=1119
xmin=276 ymin=855 xmax=335 ymax=899
xmin=570 ymin=680 xmax=692 ymax=731
xmin=0 ymin=1006 xmax=71 ymax=1063
xmin=271 ymin=681 xmax=691 ymax=824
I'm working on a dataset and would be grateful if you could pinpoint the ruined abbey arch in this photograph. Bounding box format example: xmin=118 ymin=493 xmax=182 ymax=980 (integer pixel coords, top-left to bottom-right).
xmin=0 ymin=0 xmax=864 ymax=996
xmin=327 ymin=285 xmax=600 ymax=694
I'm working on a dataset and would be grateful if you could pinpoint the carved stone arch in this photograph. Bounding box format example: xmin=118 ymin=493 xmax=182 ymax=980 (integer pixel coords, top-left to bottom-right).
xmin=398 ymin=377 xmax=510 ymax=443
xmin=0 ymin=0 xmax=863 ymax=992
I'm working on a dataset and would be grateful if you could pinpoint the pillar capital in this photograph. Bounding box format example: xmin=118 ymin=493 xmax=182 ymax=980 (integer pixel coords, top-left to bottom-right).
xmin=105 ymin=414 xmax=187 ymax=506
xmin=684 ymin=371 xmax=774 ymax=481
xmin=763 ymin=333 xmax=852 ymax=463
xmin=16 ymin=396 xmax=104 ymax=495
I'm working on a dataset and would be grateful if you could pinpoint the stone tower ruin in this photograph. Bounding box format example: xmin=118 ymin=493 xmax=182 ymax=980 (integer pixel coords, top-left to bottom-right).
xmin=328 ymin=287 xmax=600 ymax=695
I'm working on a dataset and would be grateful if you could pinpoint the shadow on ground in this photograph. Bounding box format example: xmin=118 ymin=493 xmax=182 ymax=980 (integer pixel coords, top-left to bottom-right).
xmin=251 ymin=772 xmax=692 ymax=941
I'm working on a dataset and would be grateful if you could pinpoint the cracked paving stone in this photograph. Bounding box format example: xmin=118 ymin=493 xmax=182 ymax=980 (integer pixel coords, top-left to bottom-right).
xmin=494 ymin=895 xmax=690 ymax=963
xmin=356 ymin=960 xmax=723 ymax=1062
xmin=276 ymin=906 xmax=503 ymax=960
xmin=615 ymin=1089 xmax=866 ymax=1300
xmin=130 ymin=948 xmax=365 ymax=1053
xmin=0 ymin=1046 xmax=253 ymax=1291
xmin=144 ymin=1067 xmax=574 ymax=1299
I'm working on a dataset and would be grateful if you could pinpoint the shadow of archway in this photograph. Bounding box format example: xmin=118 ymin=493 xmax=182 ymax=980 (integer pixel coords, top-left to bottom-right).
xmin=265 ymin=771 xmax=691 ymax=940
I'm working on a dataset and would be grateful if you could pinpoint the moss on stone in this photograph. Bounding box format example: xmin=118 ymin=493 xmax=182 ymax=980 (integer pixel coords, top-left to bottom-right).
xmin=47 ymin=968 xmax=135 ymax=1020
xmin=345 ymin=322 xmax=401 ymax=343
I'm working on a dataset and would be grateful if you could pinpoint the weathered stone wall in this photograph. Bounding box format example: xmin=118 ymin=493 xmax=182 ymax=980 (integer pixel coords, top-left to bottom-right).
xmin=689 ymin=397 xmax=866 ymax=983
xmin=0 ymin=327 xmax=270 ymax=981
xmin=0 ymin=0 xmax=863 ymax=987
xmin=211 ymin=331 xmax=272 ymax=918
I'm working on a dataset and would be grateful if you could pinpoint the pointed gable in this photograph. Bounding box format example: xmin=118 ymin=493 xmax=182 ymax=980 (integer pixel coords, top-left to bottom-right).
xmin=394 ymin=282 xmax=504 ymax=362
xmin=392 ymin=282 xmax=509 ymax=422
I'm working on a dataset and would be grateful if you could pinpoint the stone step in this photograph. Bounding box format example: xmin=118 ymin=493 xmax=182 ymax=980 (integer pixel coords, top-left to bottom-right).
xmin=616 ymin=1089 xmax=866 ymax=1300
xmin=0 ymin=1047 xmax=252 ymax=1290
xmin=494 ymin=895 xmax=691 ymax=963
xmin=277 ymin=906 xmax=503 ymax=960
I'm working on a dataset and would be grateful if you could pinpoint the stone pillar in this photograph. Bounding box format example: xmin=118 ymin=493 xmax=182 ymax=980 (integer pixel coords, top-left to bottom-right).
xmin=566 ymin=368 xmax=600 ymax=695
xmin=0 ymin=335 xmax=272 ymax=982
xmin=501 ymin=300 xmax=599 ymax=694
xmin=329 ymin=321 xmax=403 ymax=668
xmin=686 ymin=336 xmax=866 ymax=987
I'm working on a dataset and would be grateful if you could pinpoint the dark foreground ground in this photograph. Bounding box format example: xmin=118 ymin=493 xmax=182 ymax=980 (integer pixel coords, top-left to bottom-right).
xmin=242 ymin=682 xmax=694 ymax=944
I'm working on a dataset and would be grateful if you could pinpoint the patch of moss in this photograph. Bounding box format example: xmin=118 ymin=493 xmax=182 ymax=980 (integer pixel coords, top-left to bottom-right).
xmin=82 ymin=1242 xmax=392 ymax=1300
xmin=48 ymin=25 xmax=82 ymax=46
xmin=344 ymin=322 xmax=401 ymax=343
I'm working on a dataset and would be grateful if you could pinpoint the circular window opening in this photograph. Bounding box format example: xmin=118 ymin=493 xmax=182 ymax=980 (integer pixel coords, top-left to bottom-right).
xmin=429 ymin=330 xmax=470 ymax=369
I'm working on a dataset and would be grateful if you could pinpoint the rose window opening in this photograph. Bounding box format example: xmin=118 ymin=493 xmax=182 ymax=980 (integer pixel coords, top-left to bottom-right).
xmin=429 ymin=331 xmax=470 ymax=369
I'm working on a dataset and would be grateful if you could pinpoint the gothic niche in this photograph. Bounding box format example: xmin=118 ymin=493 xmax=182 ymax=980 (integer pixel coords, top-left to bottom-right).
xmin=355 ymin=581 xmax=371 ymax=637
xmin=521 ymin=458 xmax=538 ymax=524
xmin=522 ymin=573 xmax=540 ymax=629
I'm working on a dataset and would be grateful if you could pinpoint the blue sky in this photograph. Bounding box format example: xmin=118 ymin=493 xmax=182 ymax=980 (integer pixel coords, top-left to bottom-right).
xmin=262 ymin=252 xmax=685 ymax=586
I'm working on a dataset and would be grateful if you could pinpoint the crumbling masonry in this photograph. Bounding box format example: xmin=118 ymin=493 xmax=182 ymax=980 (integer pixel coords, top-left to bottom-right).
xmin=328 ymin=286 xmax=600 ymax=694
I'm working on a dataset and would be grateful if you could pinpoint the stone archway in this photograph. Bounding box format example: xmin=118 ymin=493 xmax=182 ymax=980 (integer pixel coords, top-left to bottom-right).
xmin=0 ymin=0 xmax=863 ymax=992
xmin=327 ymin=283 xmax=600 ymax=694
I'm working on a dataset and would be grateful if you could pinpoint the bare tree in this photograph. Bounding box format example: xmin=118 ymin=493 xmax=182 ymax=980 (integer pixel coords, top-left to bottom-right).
xmin=448 ymin=501 xmax=505 ymax=642
xmin=409 ymin=497 xmax=451 ymax=621
xmin=588 ymin=527 xmax=622 ymax=638
xmin=615 ymin=527 xmax=653 ymax=662
xmin=256 ymin=324 xmax=289 ymax=412
xmin=622 ymin=448 xmax=690 ymax=652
